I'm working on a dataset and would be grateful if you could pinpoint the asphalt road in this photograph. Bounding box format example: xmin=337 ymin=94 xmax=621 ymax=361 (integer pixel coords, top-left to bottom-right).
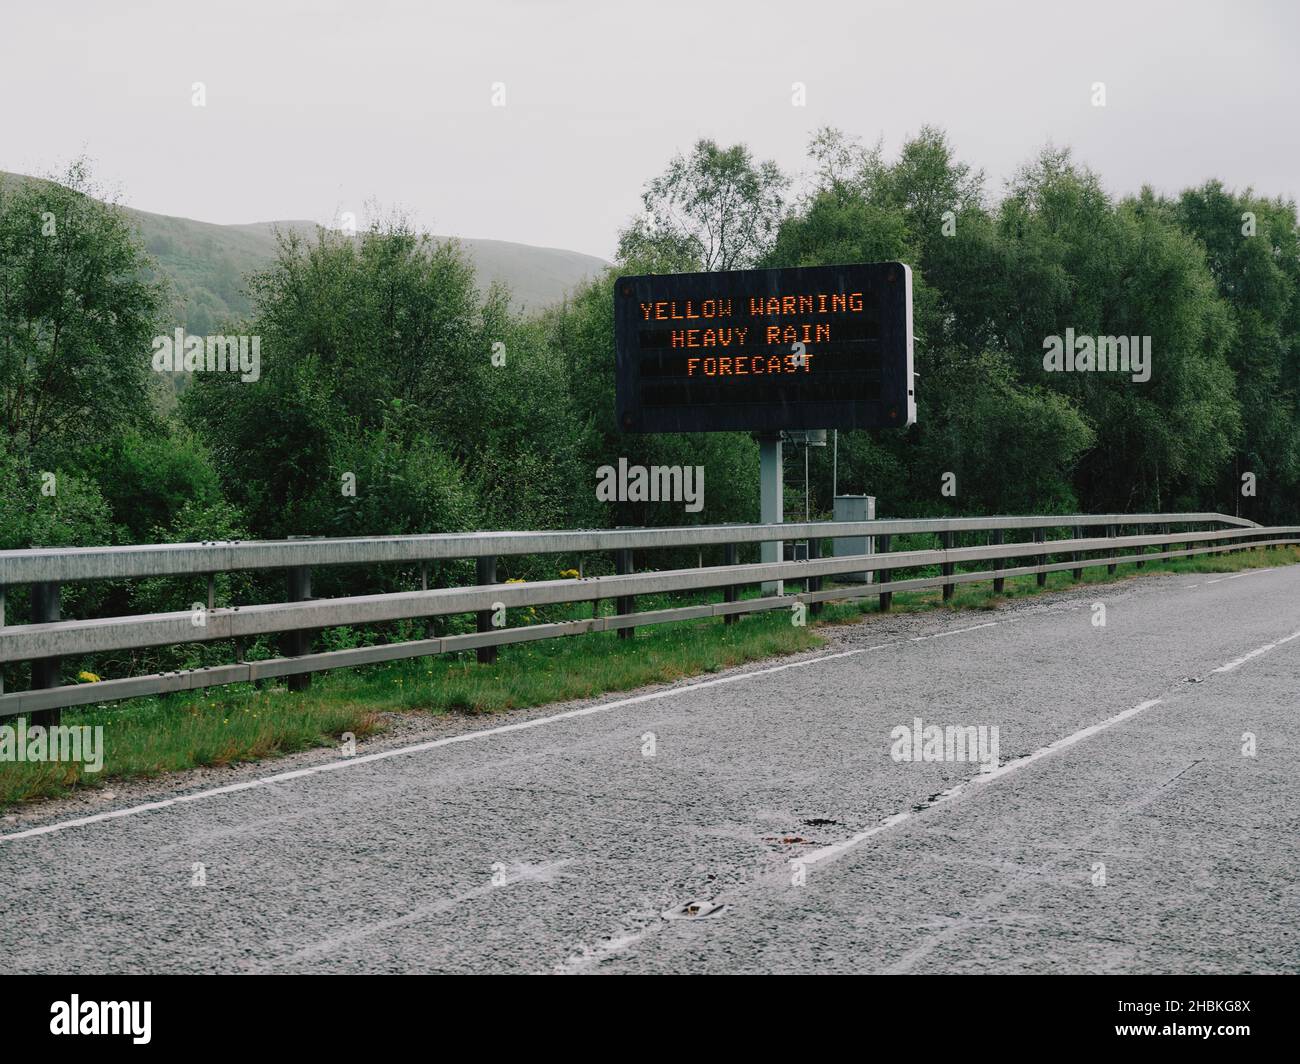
xmin=2 ymin=564 xmax=1297 ymax=974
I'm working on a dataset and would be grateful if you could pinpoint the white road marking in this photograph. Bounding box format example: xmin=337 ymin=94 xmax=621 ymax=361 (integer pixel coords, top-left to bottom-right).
xmin=911 ymin=621 xmax=998 ymax=641
xmin=261 ymin=859 xmax=575 ymax=970
xmin=793 ymin=625 xmax=1300 ymax=871
xmin=794 ymin=699 xmax=1164 ymax=869
xmin=555 ymin=923 xmax=661 ymax=975
xmin=556 ymin=615 xmax=1300 ymax=970
xmin=1207 ymin=568 xmax=1274 ymax=585
xmin=1 ymin=620 xmax=1004 ymax=843
xmin=1211 ymin=627 xmax=1300 ymax=674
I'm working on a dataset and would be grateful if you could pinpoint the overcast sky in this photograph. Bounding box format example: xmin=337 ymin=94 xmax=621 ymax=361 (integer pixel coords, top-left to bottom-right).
xmin=3 ymin=0 xmax=1296 ymax=260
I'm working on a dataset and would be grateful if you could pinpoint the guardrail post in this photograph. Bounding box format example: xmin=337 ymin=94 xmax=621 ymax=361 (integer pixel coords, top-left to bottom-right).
xmin=615 ymin=547 xmax=635 ymax=640
xmin=878 ymin=535 xmax=892 ymax=611
xmin=940 ymin=531 xmax=954 ymax=601
xmin=30 ymin=581 xmax=63 ymax=726
xmin=808 ymin=537 xmax=823 ymax=616
xmin=1072 ymin=525 xmax=1083 ymax=580
xmin=723 ymin=543 xmax=739 ymax=625
xmin=1107 ymin=525 xmax=1118 ymax=574
xmin=476 ymin=555 xmax=498 ymax=664
xmin=992 ymin=530 xmax=1005 ymax=594
xmin=284 ymin=565 xmax=313 ymax=691
xmin=1035 ymin=529 xmax=1047 ymax=587
xmin=0 ymin=584 xmax=4 ymax=696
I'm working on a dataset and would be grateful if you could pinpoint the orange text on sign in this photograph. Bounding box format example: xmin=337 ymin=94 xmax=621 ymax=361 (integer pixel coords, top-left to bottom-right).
xmin=686 ymin=354 xmax=815 ymax=376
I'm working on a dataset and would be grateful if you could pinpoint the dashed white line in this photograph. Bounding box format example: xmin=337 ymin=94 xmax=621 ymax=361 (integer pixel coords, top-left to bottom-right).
xmin=794 ymin=699 xmax=1164 ymax=869
xmin=792 ymin=625 xmax=1300 ymax=871
xmin=1211 ymin=627 xmax=1300 ymax=674
xmin=261 ymin=859 xmax=575 ymax=970
xmin=555 ymin=923 xmax=660 ymax=975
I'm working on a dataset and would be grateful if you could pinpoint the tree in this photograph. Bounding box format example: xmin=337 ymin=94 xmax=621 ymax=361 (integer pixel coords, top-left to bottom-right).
xmin=182 ymin=215 xmax=488 ymax=537
xmin=0 ymin=159 xmax=163 ymax=458
xmin=989 ymin=153 xmax=1241 ymax=511
xmin=617 ymin=140 xmax=789 ymax=272
xmin=1171 ymin=182 xmax=1300 ymax=522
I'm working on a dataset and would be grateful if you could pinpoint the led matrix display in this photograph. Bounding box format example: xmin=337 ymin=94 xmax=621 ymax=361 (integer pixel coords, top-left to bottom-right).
xmin=614 ymin=262 xmax=915 ymax=433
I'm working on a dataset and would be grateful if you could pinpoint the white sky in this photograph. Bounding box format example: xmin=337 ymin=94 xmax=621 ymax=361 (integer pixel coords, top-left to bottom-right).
xmin=3 ymin=0 xmax=1296 ymax=260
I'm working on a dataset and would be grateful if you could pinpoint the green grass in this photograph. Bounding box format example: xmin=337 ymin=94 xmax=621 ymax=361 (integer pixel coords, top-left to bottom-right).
xmin=2 ymin=545 xmax=1296 ymax=811
xmin=0 ymin=608 xmax=821 ymax=809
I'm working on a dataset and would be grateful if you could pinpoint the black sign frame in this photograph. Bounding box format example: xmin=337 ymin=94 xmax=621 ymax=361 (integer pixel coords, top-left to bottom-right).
xmin=614 ymin=261 xmax=915 ymax=434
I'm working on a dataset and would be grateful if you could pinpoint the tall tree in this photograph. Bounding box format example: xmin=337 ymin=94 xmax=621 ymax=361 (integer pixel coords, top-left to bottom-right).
xmin=617 ymin=140 xmax=789 ymax=272
xmin=0 ymin=160 xmax=163 ymax=457
xmin=1171 ymin=182 xmax=1300 ymax=522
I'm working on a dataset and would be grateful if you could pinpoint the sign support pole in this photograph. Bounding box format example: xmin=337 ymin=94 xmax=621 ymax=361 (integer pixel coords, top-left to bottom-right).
xmin=759 ymin=432 xmax=783 ymax=596
xmin=832 ymin=429 xmax=838 ymax=498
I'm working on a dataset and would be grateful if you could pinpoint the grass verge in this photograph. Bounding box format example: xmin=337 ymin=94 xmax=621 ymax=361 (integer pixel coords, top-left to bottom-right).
xmin=2 ymin=545 xmax=1296 ymax=810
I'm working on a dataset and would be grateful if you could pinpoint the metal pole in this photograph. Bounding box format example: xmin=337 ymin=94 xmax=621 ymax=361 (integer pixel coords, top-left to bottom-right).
xmin=878 ymin=535 xmax=892 ymax=612
xmin=832 ymin=429 xmax=838 ymax=499
xmin=615 ymin=547 xmax=634 ymax=640
xmin=759 ymin=433 xmax=783 ymax=596
xmin=284 ymin=565 xmax=313 ymax=691
xmin=809 ymin=538 xmax=823 ymax=616
xmin=476 ymin=555 xmax=498 ymax=664
xmin=723 ymin=543 xmax=739 ymax=625
xmin=30 ymin=581 xmax=62 ymax=727
xmin=940 ymin=531 xmax=954 ymax=601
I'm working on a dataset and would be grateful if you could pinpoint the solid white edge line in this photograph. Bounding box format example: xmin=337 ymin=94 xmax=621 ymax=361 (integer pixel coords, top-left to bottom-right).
xmin=4 ymin=622 xmax=1005 ymax=843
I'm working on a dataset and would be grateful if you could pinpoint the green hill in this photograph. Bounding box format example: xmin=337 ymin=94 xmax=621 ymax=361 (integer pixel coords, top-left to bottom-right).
xmin=1 ymin=171 xmax=610 ymax=335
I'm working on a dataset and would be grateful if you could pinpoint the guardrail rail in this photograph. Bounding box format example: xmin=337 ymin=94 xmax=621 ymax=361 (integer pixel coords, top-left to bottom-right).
xmin=2 ymin=512 xmax=1295 ymax=721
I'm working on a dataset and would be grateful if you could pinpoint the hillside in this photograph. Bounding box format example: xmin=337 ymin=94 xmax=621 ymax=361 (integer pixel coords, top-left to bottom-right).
xmin=0 ymin=171 xmax=610 ymax=333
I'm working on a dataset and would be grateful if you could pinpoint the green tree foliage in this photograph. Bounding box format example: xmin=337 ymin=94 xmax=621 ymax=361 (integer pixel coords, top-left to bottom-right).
xmin=0 ymin=161 xmax=163 ymax=457
xmin=1170 ymin=182 xmax=1300 ymax=522
xmin=179 ymin=215 xmax=592 ymax=579
xmin=0 ymin=161 xmax=230 ymax=566
xmin=84 ymin=430 xmax=225 ymax=543
xmin=181 ymin=217 xmax=487 ymax=538
xmin=617 ymin=139 xmax=789 ymax=272
xmin=5 ymin=142 xmax=1299 ymax=579
xmin=770 ymin=132 xmax=1256 ymax=519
